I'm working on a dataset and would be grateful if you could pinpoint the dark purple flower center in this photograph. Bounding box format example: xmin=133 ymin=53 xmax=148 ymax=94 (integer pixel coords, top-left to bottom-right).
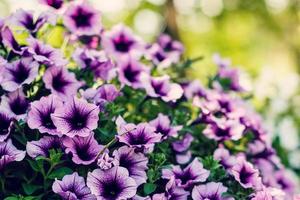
xmin=155 ymin=52 xmax=166 ymax=62
xmin=123 ymin=65 xmax=140 ymax=83
xmin=11 ymin=63 xmax=30 ymax=84
xmin=175 ymin=170 xmax=194 ymax=185
xmin=0 ymin=113 xmax=11 ymax=135
xmin=34 ymin=44 xmax=52 ymax=58
xmin=0 ymin=147 xmax=8 ymax=158
xmin=215 ymin=127 xmax=229 ymax=138
xmin=9 ymin=97 xmax=29 ymax=115
xmin=21 ymin=14 xmax=35 ymax=31
xmin=127 ymin=129 xmax=150 ymax=145
xmin=75 ymin=144 xmax=94 ymax=161
xmin=155 ymin=124 xmax=170 ymax=136
xmin=46 ymin=0 xmax=63 ymax=9
xmin=51 ymin=70 xmax=71 ymax=92
xmin=71 ymin=8 xmax=94 ymax=28
xmin=239 ymin=166 xmax=254 ymax=184
xmin=151 ymin=80 xmax=168 ymax=96
xmin=118 ymin=155 xmax=134 ymax=175
xmin=102 ymin=180 xmax=122 ymax=199
xmin=67 ymin=107 xmax=90 ymax=131
xmin=163 ymin=41 xmax=173 ymax=52
xmin=41 ymin=112 xmax=56 ymax=130
xmin=113 ymin=34 xmax=134 ymax=53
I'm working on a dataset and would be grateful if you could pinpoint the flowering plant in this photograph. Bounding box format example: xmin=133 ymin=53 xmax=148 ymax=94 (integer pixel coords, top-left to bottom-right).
xmin=0 ymin=0 xmax=297 ymax=200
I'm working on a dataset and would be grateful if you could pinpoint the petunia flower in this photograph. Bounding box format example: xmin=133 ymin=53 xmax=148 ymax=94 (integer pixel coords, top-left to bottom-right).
xmin=39 ymin=0 xmax=64 ymax=9
xmin=157 ymin=34 xmax=184 ymax=60
xmin=0 ymin=139 xmax=26 ymax=170
xmin=172 ymin=133 xmax=194 ymax=165
xmin=1 ymin=26 xmax=24 ymax=54
xmin=142 ymin=74 xmax=183 ymax=102
xmin=52 ymin=172 xmax=96 ymax=200
xmin=213 ymin=147 xmax=236 ymax=170
xmin=274 ymin=170 xmax=296 ymax=195
xmin=113 ymin=146 xmax=148 ymax=186
xmin=192 ymin=182 xmax=234 ymax=200
xmin=1 ymin=58 xmax=39 ymax=92
xmin=27 ymin=95 xmax=63 ymax=136
xmin=62 ymin=133 xmax=103 ymax=165
xmin=145 ymin=43 xmax=175 ymax=69
xmin=0 ymin=109 xmax=14 ymax=142
xmin=1 ymin=89 xmax=29 ymax=120
xmin=26 ymin=136 xmax=63 ymax=158
xmin=43 ymin=66 xmax=83 ymax=100
xmin=183 ymin=80 xmax=207 ymax=100
xmin=251 ymin=187 xmax=286 ymax=200
xmin=162 ymin=158 xmax=210 ymax=189
xmin=149 ymin=113 xmax=182 ymax=139
xmin=51 ymin=97 xmax=99 ymax=138
xmin=87 ymin=166 xmax=137 ymax=200
xmin=63 ymin=2 xmax=102 ymax=36
xmin=102 ymin=24 xmax=144 ymax=58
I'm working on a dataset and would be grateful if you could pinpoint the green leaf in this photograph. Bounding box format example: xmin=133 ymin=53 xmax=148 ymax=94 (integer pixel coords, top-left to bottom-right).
xmin=22 ymin=183 xmax=42 ymax=195
xmin=4 ymin=197 xmax=18 ymax=200
xmin=27 ymin=159 xmax=40 ymax=172
xmin=48 ymin=167 xmax=73 ymax=179
xmin=143 ymin=183 xmax=156 ymax=195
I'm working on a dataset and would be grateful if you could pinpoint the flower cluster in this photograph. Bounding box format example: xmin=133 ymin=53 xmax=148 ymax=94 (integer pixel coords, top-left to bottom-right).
xmin=0 ymin=0 xmax=297 ymax=200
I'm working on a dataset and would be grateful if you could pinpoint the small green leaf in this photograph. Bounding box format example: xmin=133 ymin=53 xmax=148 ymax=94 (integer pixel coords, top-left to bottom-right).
xmin=4 ymin=197 xmax=19 ymax=200
xmin=48 ymin=167 xmax=73 ymax=179
xmin=27 ymin=159 xmax=40 ymax=172
xmin=143 ymin=183 xmax=156 ymax=195
xmin=22 ymin=183 xmax=42 ymax=195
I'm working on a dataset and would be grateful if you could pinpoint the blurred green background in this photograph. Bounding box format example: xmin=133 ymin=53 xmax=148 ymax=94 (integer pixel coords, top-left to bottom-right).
xmin=1 ymin=0 xmax=300 ymax=175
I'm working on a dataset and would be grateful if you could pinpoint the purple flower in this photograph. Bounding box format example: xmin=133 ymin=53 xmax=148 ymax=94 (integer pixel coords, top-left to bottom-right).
xmin=142 ymin=75 xmax=183 ymax=102
xmin=87 ymin=166 xmax=137 ymax=200
xmin=73 ymin=48 xmax=115 ymax=80
xmin=39 ymin=0 xmax=64 ymax=9
xmin=1 ymin=26 xmax=24 ymax=54
xmin=1 ymin=58 xmax=38 ymax=92
xmin=117 ymin=56 xmax=149 ymax=89
xmin=274 ymin=170 xmax=296 ymax=195
xmin=43 ymin=66 xmax=83 ymax=100
xmin=63 ymin=2 xmax=102 ymax=35
xmin=1 ymin=89 xmax=29 ymax=120
xmin=146 ymin=43 xmax=175 ymax=69
xmin=149 ymin=113 xmax=182 ymax=139
xmin=162 ymin=158 xmax=210 ymax=189
xmin=113 ymin=146 xmax=148 ymax=186
xmin=27 ymin=95 xmax=63 ymax=136
xmin=192 ymin=182 xmax=233 ymax=200
xmin=231 ymin=158 xmax=261 ymax=189
xmin=10 ymin=9 xmax=56 ymax=35
xmin=0 ymin=139 xmax=26 ymax=170
xmin=52 ymin=172 xmax=96 ymax=200
xmin=51 ymin=97 xmax=99 ymax=138
xmin=0 ymin=109 xmax=14 ymax=142
xmin=175 ymin=151 xmax=192 ymax=165
xmin=26 ymin=136 xmax=62 ymax=158
xmin=62 ymin=133 xmax=103 ymax=165
xmin=97 ymin=152 xmax=115 ymax=170
xmin=102 ymin=24 xmax=144 ymax=58
xmin=213 ymin=147 xmax=236 ymax=169
xmin=172 ymin=133 xmax=193 ymax=153
xmin=27 ymin=38 xmax=67 ymax=66
xmin=183 ymin=80 xmax=206 ymax=100
xmin=157 ymin=34 xmax=184 ymax=59
xmin=251 ymin=187 xmax=286 ymax=200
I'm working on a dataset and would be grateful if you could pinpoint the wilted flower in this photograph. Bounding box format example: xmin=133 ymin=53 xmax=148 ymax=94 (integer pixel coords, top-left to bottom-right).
xmin=97 ymin=152 xmax=115 ymax=170
xmin=27 ymin=95 xmax=63 ymax=136
xmin=63 ymin=133 xmax=103 ymax=165
xmin=87 ymin=166 xmax=137 ymax=200
xmin=52 ymin=172 xmax=96 ymax=200
xmin=43 ymin=66 xmax=83 ymax=100
xmin=0 ymin=139 xmax=26 ymax=170
xmin=52 ymin=97 xmax=99 ymax=137
xmin=1 ymin=58 xmax=39 ymax=92
xmin=63 ymin=2 xmax=102 ymax=35
xmin=162 ymin=158 xmax=210 ymax=189
xmin=113 ymin=146 xmax=148 ymax=186
xmin=192 ymin=182 xmax=233 ymax=200
xmin=0 ymin=109 xmax=14 ymax=142
xmin=26 ymin=136 xmax=62 ymax=158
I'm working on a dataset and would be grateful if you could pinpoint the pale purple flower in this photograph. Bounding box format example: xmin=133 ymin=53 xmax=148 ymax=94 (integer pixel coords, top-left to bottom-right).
xmin=39 ymin=0 xmax=64 ymax=9
xmin=1 ymin=89 xmax=29 ymax=120
xmin=27 ymin=95 xmax=63 ymax=136
xmin=113 ymin=146 xmax=148 ymax=186
xmin=142 ymin=74 xmax=183 ymax=102
xmin=43 ymin=66 xmax=83 ymax=100
xmin=274 ymin=170 xmax=296 ymax=195
xmin=26 ymin=136 xmax=63 ymax=158
xmin=157 ymin=34 xmax=184 ymax=59
xmin=102 ymin=24 xmax=144 ymax=58
xmin=62 ymin=133 xmax=103 ymax=165
xmin=183 ymin=80 xmax=206 ymax=100
xmin=149 ymin=113 xmax=182 ymax=139
xmin=162 ymin=158 xmax=210 ymax=189
xmin=51 ymin=97 xmax=99 ymax=138
xmin=87 ymin=166 xmax=137 ymax=200
xmin=251 ymin=187 xmax=286 ymax=200
xmin=213 ymin=147 xmax=236 ymax=169
xmin=146 ymin=43 xmax=175 ymax=69
xmin=0 ymin=109 xmax=14 ymax=142
xmin=1 ymin=58 xmax=39 ymax=92
xmin=0 ymin=139 xmax=26 ymax=170
xmin=52 ymin=172 xmax=96 ymax=200
xmin=192 ymin=182 xmax=233 ymax=200
xmin=1 ymin=26 xmax=24 ymax=54
xmin=63 ymin=2 xmax=102 ymax=35
xmin=97 ymin=152 xmax=115 ymax=170
xmin=172 ymin=133 xmax=194 ymax=153
xmin=175 ymin=150 xmax=192 ymax=165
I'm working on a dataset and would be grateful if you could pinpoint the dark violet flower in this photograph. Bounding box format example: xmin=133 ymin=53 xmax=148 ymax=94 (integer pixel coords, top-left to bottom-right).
xmin=10 ymin=9 xmax=56 ymax=35
xmin=51 ymin=97 xmax=99 ymax=138
xmin=63 ymin=2 xmax=102 ymax=35
xmin=149 ymin=113 xmax=182 ymax=140
xmin=162 ymin=158 xmax=210 ymax=189
xmin=231 ymin=158 xmax=261 ymax=189
xmin=27 ymin=95 xmax=63 ymax=136
xmin=102 ymin=24 xmax=144 ymax=58
xmin=192 ymin=182 xmax=233 ymax=200
xmin=213 ymin=147 xmax=236 ymax=169
xmin=0 ymin=109 xmax=14 ymax=142
xmin=1 ymin=58 xmax=38 ymax=92
xmin=118 ymin=56 xmax=149 ymax=89
xmin=113 ymin=146 xmax=148 ymax=186
xmin=87 ymin=166 xmax=137 ymax=200
xmin=1 ymin=26 xmax=24 ymax=54
xmin=39 ymin=0 xmax=64 ymax=9
xmin=1 ymin=89 xmax=29 ymax=120
xmin=63 ymin=133 xmax=103 ymax=165
xmin=172 ymin=133 xmax=193 ymax=153
xmin=142 ymin=74 xmax=183 ymax=102
xmin=27 ymin=38 xmax=67 ymax=66
xmin=97 ymin=152 xmax=115 ymax=170
xmin=52 ymin=172 xmax=96 ymax=200
xmin=43 ymin=66 xmax=83 ymax=100
xmin=116 ymin=116 xmax=162 ymax=150
xmin=26 ymin=136 xmax=62 ymax=158
xmin=157 ymin=34 xmax=184 ymax=58
xmin=0 ymin=139 xmax=26 ymax=170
